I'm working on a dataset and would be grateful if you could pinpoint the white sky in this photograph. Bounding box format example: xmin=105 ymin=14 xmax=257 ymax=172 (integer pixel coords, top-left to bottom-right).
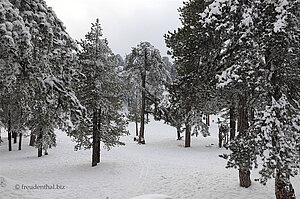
xmin=45 ymin=0 xmax=183 ymax=58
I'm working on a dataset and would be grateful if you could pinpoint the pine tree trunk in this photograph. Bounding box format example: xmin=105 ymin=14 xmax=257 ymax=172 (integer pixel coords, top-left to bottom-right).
xmin=177 ymin=126 xmax=181 ymax=140
xmin=97 ymin=108 xmax=101 ymax=163
xmin=230 ymin=105 xmax=236 ymax=140
xmin=37 ymin=129 xmax=43 ymax=157
xmin=238 ymin=94 xmax=251 ymax=188
xmin=135 ymin=119 xmax=139 ymax=137
xmin=239 ymin=169 xmax=251 ymax=188
xmin=206 ymin=114 xmax=210 ymax=126
xmin=0 ymin=128 xmax=2 ymax=145
xmin=8 ymin=131 xmax=12 ymax=151
xmin=275 ymin=171 xmax=295 ymax=199
xmin=45 ymin=149 xmax=48 ymax=155
xmin=138 ymin=72 xmax=146 ymax=144
xmin=218 ymin=130 xmax=222 ymax=148
xmin=13 ymin=131 xmax=17 ymax=144
xmin=185 ymin=106 xmax=191 ymax=147
xmin=92 ymin=110 xmax=98 ymax=167
xmin=8 ymin=111 xmax=12 ymax=151
xmin=29 ymin=135 xmax=36 ymax=146
xmin=38 ymin=146 xmax=42 ymax=157
xmin=18 ymin=133 xmax=22 ymax=150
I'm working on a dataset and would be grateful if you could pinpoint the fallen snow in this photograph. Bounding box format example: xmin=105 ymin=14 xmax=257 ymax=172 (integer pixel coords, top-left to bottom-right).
xmin=130 ymin=194 xmax=172 ymax=199
xmin=0 ymin=115 xmax=299 ymax=199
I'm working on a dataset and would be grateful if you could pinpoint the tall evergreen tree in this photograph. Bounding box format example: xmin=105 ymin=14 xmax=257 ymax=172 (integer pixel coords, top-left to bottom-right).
xmin=69 ymin=19 xmax=128 ymax=167
xmin=0 ymin=0 xmax=84 ymax=156
xmin=125 ymin=42 xmax=169 ymax=144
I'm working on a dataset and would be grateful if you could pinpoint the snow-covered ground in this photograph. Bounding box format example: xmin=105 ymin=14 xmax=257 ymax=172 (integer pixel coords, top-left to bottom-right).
xmin=0 ymin=115 xmax=299 ymax=199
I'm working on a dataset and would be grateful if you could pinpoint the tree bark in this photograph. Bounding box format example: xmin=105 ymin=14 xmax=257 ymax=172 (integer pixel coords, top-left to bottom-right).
xmin=37 ymin=129 xmax=43 ymax=157
xmin=176 ymin=126 xmax=181 ymax=140
xmin=206 ymin=114 xmax=210 ymax=126
xmin=275 ymin=171 xmax=295 ymax=199
xmin=0 ymin=128 xmax=2 ymax=145
xmin=8 ymin=111 xmax=12 ymax=151
xmin=18 ymin=133 xmax=22 ymax=150
xmin=38 ymin=146 xmax=42 ymax=157
xmin=97 ymin=108 xmax=101 ymax=163
xmin=238 ymin=93 xmax=251 ymax=187
xmin=239 ymin=169 xmax=251 ymax=188
xmin=13 ymin=131 xmax=17 ymax=144
xmin=229 ymin=105 xmax=236 ymax=141
xmin=135 ymin=119 xmax=139 ymax=137
xmin=218 ymin=130 xmax=222 ymax=148
xmin=29 ymin=135 xmax=36 ymax=146
xmin=138 ymin=72 xmax=146 ymax=144
xmin=184 ymin=106 xmax=191 ymax=147
xmin=92 ymin=110 xmax=98 ymax=167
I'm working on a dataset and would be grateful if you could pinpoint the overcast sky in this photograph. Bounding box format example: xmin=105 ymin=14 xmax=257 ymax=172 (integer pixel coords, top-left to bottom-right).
xmin=45 ymin=0 xmax=183 ymax=58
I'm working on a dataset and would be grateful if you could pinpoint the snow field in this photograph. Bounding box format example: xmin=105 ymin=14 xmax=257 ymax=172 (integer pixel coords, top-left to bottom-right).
xmin=0 ymin=115 xmax=299 ymax=199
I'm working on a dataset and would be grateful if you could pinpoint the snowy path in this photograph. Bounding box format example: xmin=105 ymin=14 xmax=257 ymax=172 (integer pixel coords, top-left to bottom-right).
xmin=0 ymin=116 xmax=299 ymax=199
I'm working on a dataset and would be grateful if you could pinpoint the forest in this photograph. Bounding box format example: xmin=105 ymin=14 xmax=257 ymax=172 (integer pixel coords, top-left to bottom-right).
xmin=0 ymin=0 xmax=299 ymax=199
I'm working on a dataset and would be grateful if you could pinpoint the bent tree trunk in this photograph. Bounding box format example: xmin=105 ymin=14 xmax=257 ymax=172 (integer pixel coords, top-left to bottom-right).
xmin=275 ymin=171 xmax=295 ymax=199
xmin=184 ymin=106 xmax=191 ymax=147
xmin=92 ymin=110 xmax=99 ymax=167
xmin=238 ymin=94 xmax=251 ymax=188
xmin=138 ymin=72 xmax=146 ymax=144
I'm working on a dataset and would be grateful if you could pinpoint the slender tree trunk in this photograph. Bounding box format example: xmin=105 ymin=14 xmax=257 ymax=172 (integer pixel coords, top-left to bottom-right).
xmin=44 ymin=148 xmax=48 ymax=155
xmin=8 ymin=111 xmax=12 ymax=151
xmin=38 ymin=146 xmax=42 ymax=157
xmin=146 ymin=112 xmax=149 ymax=124
xmin=97 ymin=108 xmax=101 ymax=163
xmin=37 ymin=129 xmax=43 ymax=157
xmin=230 ymin=105 xmax=236 ymax=141
xmin=275 ymin=171 xmax=295 ymax=199
xmin=176 ymin=126 xmax=181 ymax=140
xmin=218 ymin=129 xmax=222 ymax=148
xmin=184 ymin=106 xmax=191 ymax=147
xmin=29 ymin=135 xmax=36 ymax=146
xmin=206 ymin=114 xmax=210 ymax=126
xmin=138 ymin=72 xmax=146 ymax=144
xmin=18 ymin=133 xmax=22 ymax=150
xmin=13 ymin=131 xmax=17 ymax=144
xmin=135 ymin=119 xmax=139 ymax=137
xmin=92 ymin=110 xmax=98 ymax=167
xmin=0 ymin=128 xmax=2 ymax=145
xmin=238 ymin=94 xmax=251 ymax=188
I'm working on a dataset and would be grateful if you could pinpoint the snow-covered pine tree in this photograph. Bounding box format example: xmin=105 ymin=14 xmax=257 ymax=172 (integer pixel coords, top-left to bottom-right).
xmin=1 ymin=0 xmax=84 ymax=156
xmin=200 ymin=0 xmax=263 ymax=188
xmin=203 ymin=0 xmax=300 ymax=195
xmin=246 ymin=1 xmax=300 ymax=198
xmin=0 ymin=0 xmax=32 ymax=151
xmin=165 ymin=0 xmax=223 ymax=147
xmin=125 ymin=42 xmax=169 ymax=144
xmin=69 ymin=19 xmax=128 ymax=167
